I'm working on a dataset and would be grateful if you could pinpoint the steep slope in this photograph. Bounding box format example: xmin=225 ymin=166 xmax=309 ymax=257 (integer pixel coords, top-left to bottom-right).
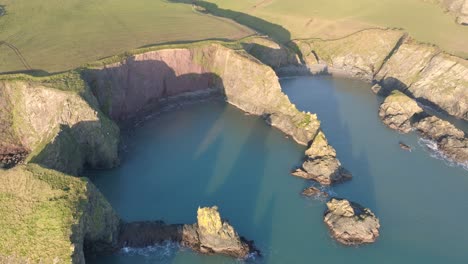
xmin=84 ymin=43 xmax=321 ymax=146
xmin=294 ymin=29 xmax=468 ymax=121
xmin=0 ymin=74 xmax=119 ymax=174
xmin=0 ymin=164 xmax=120 ymax=264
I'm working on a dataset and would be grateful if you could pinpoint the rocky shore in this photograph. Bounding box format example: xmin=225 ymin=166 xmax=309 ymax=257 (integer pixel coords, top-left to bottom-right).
xmin=379 ymin=90 xmax=424 ymax=133
xmin=324 ymin=198 xmax=380 ymax=245
xmin=379 ymin=91 xmax=467 ymax=165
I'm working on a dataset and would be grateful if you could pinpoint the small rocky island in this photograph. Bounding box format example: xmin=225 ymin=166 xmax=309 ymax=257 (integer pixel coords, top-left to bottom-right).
xmin=324 ymin=198 xmax=380 ymax=245
xmin=292 ymin=131 xmax=352 ymax=185
xmin=119 ymin=206 xmax=257 ymax=259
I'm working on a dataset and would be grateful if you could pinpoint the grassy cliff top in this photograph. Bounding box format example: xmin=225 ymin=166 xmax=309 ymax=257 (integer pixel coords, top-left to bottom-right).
xmin=0 ymin=0 xmax=254 ymax=74
xmin=198 ymin=0 xmax=468 ymax=58
xmin=0 ymin=164 xmax=89 ymax=263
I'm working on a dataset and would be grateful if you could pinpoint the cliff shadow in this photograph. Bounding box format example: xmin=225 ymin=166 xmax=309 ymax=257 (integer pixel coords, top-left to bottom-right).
xmin=168 ymin=0 xmax=305 ymax=64
xmin=189 ymin=110 xmax=275 ymax=262
xmin=82 ymin=59 xmax=225 ymax=124
xmin=29 ymin=121 xmax=119 ymax=176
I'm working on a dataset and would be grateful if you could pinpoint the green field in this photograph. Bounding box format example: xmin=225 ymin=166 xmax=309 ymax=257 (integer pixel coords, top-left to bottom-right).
xmin=201 ymin=0 xmax=468 ymax=58
xmin=0 ymin=0 xmax=254 ymax=73
xmin=0 ymin=0 xmax=467 ymax=74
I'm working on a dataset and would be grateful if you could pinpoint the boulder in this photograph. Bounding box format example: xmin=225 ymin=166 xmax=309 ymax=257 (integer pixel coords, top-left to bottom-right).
xmin=379 ymin=90 xmax=423 ymax=133
xmin=324 ymin=198 xmax=380 ymax=245
xmin=301 ymin=186 xmax=329 ymax=197
xmin=371 ymin=84 xmax=383 ymax=94
xmin=292 ymin=131 xmax=352 ymax=185
xmin=414 ymin=116 xmax=468 ymax=164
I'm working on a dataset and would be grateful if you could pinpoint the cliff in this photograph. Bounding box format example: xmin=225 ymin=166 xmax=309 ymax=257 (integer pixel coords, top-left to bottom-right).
xmin=0 ymin=74 xmax=120 ymax=174
xmin=0 ymin=164 xmax=120 ymax=264
xmin=83 ymin=43 xmax=322 ymax=146
xmin=0 ymin=41 xmax=349 ymax=262
xmin=294 ymin=29 xmax=468 ymax=121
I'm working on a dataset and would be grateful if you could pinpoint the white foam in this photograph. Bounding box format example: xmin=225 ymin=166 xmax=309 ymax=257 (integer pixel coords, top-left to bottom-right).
xmin=120 ymin=240 xmax=179 ymax=259
xmin=418 ymin=138 xmax=468 ymax=171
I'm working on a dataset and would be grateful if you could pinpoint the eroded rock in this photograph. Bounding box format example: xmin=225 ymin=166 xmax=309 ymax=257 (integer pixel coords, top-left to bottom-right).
xmin=292 ymin=131 xmax=351 ymax=185
xmin=414 ymin=116 xmax=468 ymax=164
xmin=118 ymin=206 xmax=257 ymax=259
xmin=184 ymin=206 xmax=252 ymax=258
xmin=301 ymin=186 xmax=329 ymax=197
xmin=379 ymin=90 xmax=424 ymax=133
xmin=324 ymin=198 xmax=380 ymax=245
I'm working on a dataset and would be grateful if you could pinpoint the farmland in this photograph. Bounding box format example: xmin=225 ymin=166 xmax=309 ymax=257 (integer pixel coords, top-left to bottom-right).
xmin=0 ymin=0 xmax=253 ymax=73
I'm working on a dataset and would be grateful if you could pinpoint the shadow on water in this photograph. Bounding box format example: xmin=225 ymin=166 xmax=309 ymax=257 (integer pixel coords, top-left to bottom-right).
xmin=281 ymin=76 xmax=378 ymax=218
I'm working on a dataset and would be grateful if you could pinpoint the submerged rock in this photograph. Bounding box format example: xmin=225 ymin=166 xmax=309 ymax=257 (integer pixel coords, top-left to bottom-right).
xmin=324 ymin=198 xmax=380 ymax=245
xmin=292 ymin=131 xmax=352 ymax=185
xmin=302 ymin=186 xmax=329 ymax=197
xmin=379 ymin=90 xmax=423 ymax=133
xmin=118 ymin=206 xmax=257 ymax=259
xmin=414 ymin=116 xmax=468 ymax=164
xmin=399 ymin=142 xmax=412 ymax=151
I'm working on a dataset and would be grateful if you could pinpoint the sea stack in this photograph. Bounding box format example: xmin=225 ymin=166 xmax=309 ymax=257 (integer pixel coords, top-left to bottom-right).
xmin=292 ymin=131 xmax=352 ymax=185
xmin=324 ymin=198 xmax=380 ymax=245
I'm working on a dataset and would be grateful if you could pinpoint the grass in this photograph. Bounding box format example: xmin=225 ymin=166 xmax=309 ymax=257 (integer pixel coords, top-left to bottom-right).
xmin=201 ymin=0 xmax=468 ymax=58
xmin=0 ymin=164 xmax=88 ymax=263
xmin=0 ymin=0 xmax=254 ymax=73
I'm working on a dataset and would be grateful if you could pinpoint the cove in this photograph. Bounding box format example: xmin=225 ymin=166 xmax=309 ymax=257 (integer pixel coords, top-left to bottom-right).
xmin=86 ymin=76 xmax=468 ymax=263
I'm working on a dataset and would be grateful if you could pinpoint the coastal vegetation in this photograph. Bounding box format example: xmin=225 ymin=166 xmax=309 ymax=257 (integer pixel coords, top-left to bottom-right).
xmin=0 ymin=0 xmax=466 ymax=262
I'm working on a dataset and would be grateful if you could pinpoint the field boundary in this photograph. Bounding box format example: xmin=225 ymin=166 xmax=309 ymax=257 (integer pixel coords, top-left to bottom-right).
xmin=0 ymin=41 xmax=32 ymax=70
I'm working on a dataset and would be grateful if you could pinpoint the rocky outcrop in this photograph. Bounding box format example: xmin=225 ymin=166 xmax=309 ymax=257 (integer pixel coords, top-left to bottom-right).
xmin=241 ymin=37 xmax=301 ymax=70
xmin=324 ymin=198 xmax=380 ymax=245
xmin=414 ymin=116 xmax=468 ymax=164
xmin=295 ymin=29 xmax=406 ymax=81
xmin=296 ymin=30 xmax=468 ymax=121
xmin=0 ymin=165 xmax=120 ymax=264
xmin=0 ymin=77 xmax=119 ymax=174
xmin=379 ymin=90 xmax=424 ymax=133
xmin=375 ymin=39 xmax=468 ymax=120
xmin=302 ymin=186 xmax=329 ymax=197
xmin=435 ymin=0 xmax=468 ymax=24
xmin=184 ymin=206 xmax=253 ymax=258
xmin=292 ymin=131 xmax=351 ymax=185
xmin=117 ymin=206 xmax=256 ymax=259
xmin=379 ymin=92 xmax=467 ymax=164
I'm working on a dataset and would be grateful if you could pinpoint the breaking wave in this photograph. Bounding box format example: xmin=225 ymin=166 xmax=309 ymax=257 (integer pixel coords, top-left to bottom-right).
xmin=120 ymin=241 xmax=180 ymax=260
xmin=418 ymin=138 xmax=468 ymax=171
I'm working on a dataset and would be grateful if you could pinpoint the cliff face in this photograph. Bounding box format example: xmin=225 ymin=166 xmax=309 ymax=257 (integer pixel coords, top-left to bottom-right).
xmin=375 ymin=39 xmax=468 ymax=120
xmin=84 ymin=43 xmax=322 ymax=145
xmin=0 ymin=165 xmax=119 ymax=264
xmin=295 ymin=29 xmax=468 ymax=121
xmin=295 ymin=29 xmax=406 ymax=81
xmin=0 ymin=78 xmax=119 ymax=174
xmin=437 ymin=0 xmax=468 ymax=24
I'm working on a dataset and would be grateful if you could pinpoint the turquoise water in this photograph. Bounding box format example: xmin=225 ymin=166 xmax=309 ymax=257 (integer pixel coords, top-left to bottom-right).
xmin=87 ymin=76 xmax=468 ymax=264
